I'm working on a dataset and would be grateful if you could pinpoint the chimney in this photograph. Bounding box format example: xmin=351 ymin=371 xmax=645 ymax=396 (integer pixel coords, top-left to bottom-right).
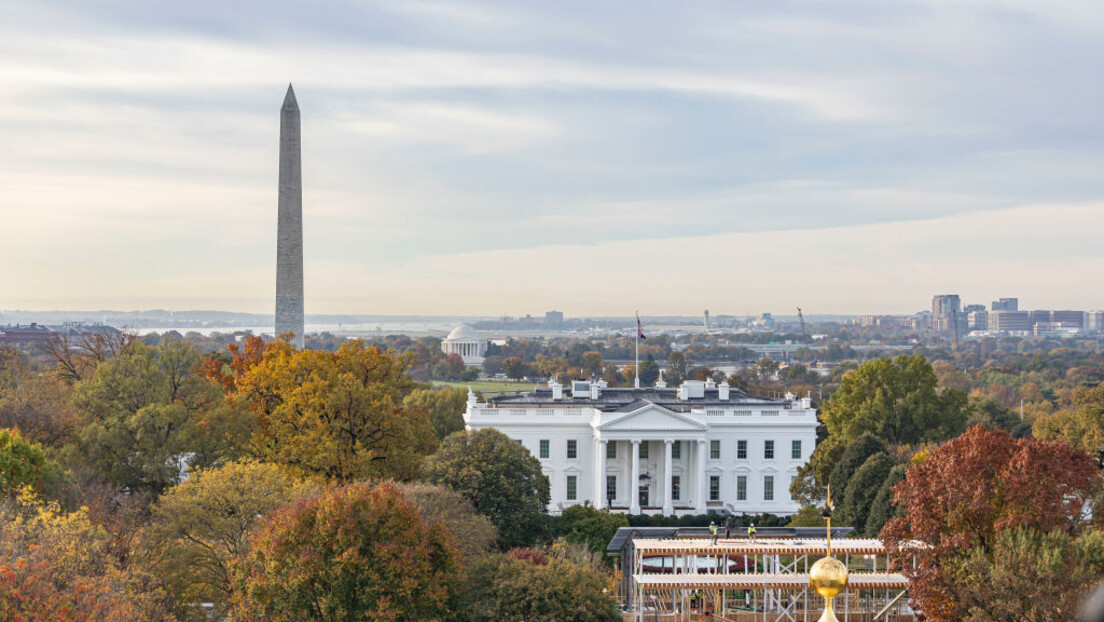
xmin=549 ymin=379 xmax=563 ymax=400
xmin=718 ymin=381 xmax=730 ymax=400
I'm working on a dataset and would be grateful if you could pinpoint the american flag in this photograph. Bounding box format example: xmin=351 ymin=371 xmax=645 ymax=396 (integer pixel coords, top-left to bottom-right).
xmin=636 ymin=312 xmax=646 ymax=340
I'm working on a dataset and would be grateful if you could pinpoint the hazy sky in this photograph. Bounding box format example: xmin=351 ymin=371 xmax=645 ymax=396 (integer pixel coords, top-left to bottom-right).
xmin=3 ymin=1 xmax=1103 ymax=316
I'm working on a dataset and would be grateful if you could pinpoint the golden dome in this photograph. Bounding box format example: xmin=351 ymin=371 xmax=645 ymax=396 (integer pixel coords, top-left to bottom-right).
xmin=809 ymin=556 xmax=849 ymax=599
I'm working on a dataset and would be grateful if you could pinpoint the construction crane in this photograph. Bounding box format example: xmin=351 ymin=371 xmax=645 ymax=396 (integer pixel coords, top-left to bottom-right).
xmin=797 ymin=307 xmax=807 ymax=336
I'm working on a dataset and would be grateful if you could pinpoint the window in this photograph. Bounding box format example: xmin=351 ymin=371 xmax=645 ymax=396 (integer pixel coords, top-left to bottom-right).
xmin=737 ymin=475 xmax=747 ymax=501
xmin=539 ymin=439 xmax=549 ymax=459
xmin=566 ymin=475 xmax=577 ymax=501
xmin=567 ymin=439 xmax=577 ymax=459
xmin=710 ymin=440 xmax=720 ymax=460
xmin=709 ymin=475 xmax=721 ymax=501
xmin=671 ymin=475 xmax=681 ymax=501
xmin=764 ymin=475 xmax=774 ymax=501
xmin=606 ymin=442 xmax=617 ymax=459
xmin=639 ymin=442 xmax=649 ymax=459
xmin=706 ymin=409 xmax=723 ymax=417
xmin=764 ymin=440 xmax=775 ymax=460
xmin=792 ymin=440 xmax=802 ymax=460
xmin=737 ymin=440 xmax=747 ymax=460
xmin=606 ymin=475 xmax=617 ymax=502
xmin=671 ymin=441 xmax=681 ymax=460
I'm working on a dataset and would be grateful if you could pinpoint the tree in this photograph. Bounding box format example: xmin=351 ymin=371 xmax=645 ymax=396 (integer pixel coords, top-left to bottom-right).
xmin=213 ymin=338 xmax=436 ymax=482
xmin=822 ymin=354 xmax=968 ymax=446
xmin=951 ymin=528 xmax=1104 ymax=622
xmin=667 ymin=351 xmax=688 ymax=385
xmin=145 ymin=460 xmax=311 ymax=621
xmin=1034 ymin=382 xmax=1104 ymax=459
xmin=828 ymin=433 xmax=887 ymax=505
xmin=396 ymin=482 xmax=498 ymax=562
xmin=555 ymin=502 xmax=629 ymax=557
xmin=839 ymin=452 xmax=895 ymax=534
xmin=967 ymin=395 xmax=1031 ymax=438
xmin=230 ymin=482 xmax=460 ymax=622
xmin=638 ymin=354 xmax=660 ymax=386
xmin=503 ymin=357 xmax=528 ymax=381
xmin=0 ymin=428 xmax=62 ymax=496
xmin=0 ymin=374 xmax=79 ymax=448
xmin=0 ymin=346 xmax=27 ymax=397
xmin=882 ymin=426 xmax=1100 ymax=621
xmin=464 ymin=542 xmax=620 ymax=622
xmin=790 ymin=435 xmax=846 ymax=505
xmin=0 ymin=491 xmax=174 ymax=622
xmin=582 ymin=351 xmax=605 ymax=378
xmin=404 ymin=387 xmax=468 ymax=440
xmin=787 ymin=504 xmax=826 ymax=527
xmin=423 ymin=428 xmax=550 ymax=549
xmin=864 ymin=464 xmax=906 ymax=537
xmin=73 ymin=339 xmax=251 ymax=494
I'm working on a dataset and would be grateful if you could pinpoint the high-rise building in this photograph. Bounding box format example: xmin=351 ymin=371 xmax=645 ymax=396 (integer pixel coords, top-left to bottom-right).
xmin=992 ymin=298 xmax=1019 ymax=311
xmin=931 ymin=295 xmax=962 ymax=334
xmin=963 ymin=304 xmax=986 ymax=313
xmin=1050 ymin=310 xmax=1085 ymax=329
xmin=275 ymin=84 xmax=305 ymax=348
xmin=1086 ymin=311 xmax=1104 ymax=333
xmin=968 ymin=310 xmax=988 ymax=331
xmin=989 ymin=310 xmax=1031 ymax=332
xmin=545 ymin=310 xmax=564 ymax=324
xmin=703 ymin=310 xmax=710 ymax=331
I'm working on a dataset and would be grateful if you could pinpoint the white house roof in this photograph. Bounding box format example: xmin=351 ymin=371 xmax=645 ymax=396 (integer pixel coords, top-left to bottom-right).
xmin=445 ymin=324 xmax=482 ymax=341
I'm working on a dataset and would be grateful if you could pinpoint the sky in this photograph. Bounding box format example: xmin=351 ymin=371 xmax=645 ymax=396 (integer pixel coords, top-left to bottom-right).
xmin=2 ymin=0 xmax=1104 ymax=317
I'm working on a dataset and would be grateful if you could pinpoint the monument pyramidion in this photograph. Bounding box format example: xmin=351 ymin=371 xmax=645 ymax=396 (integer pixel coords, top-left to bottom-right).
xmin=275 ymin=84 xmax=304 ymax=348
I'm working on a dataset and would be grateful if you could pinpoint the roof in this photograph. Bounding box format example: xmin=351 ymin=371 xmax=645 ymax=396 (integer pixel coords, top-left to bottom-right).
xmin=606 ymin=526 xmax=854 ymax=553
xmin=489 ymin=386 xmax=788 ymax=413
xmin=445 ymin=324 xmax=482 ymax=341
xmin=631 ymin=537 xmax=889 ymax=556
xmin=632 ymin=573 xmax=908 ymax=590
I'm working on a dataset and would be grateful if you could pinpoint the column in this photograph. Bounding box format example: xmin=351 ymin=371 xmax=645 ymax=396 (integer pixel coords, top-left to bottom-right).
xmin=663 ymin=440 xmax=674 ymax=515
xmin=696 ymin=439 xmax=707 ymax=513
xmin=596 ymin=439 xmax=608 ymax=509
xmin=630 ymin=440 xmax=641 ymax=514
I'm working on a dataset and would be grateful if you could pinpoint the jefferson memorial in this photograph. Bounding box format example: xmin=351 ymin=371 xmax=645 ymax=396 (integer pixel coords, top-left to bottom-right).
xmin=441 ymin=324 xmax=488 ymax=366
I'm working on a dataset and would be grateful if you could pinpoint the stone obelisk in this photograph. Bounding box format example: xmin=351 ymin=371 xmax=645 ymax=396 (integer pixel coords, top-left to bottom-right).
xmin=276 ymin=84 xmax=304 ymax=348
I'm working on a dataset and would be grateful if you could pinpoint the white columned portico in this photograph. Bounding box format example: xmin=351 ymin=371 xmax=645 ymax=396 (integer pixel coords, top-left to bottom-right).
xmin=630 ymin=440 xmax=641 ymax=514
xmin=696 ymin=439 xmax=707 ymax=513
xmin=597 ymin=439 xmax=608 ymax=509
xmin=663 ymin=440 xmax=674 ymax=515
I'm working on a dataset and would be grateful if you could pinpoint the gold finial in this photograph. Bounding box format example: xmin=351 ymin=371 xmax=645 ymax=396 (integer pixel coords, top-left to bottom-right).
xmin=809 ymin=484 xmax=848 ymax=622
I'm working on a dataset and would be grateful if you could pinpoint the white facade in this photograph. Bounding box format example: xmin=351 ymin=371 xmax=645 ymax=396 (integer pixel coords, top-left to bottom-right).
xmin=463 ymin=378 xmax=817 ymax=516
xmin=441 ymin=324 xmax=488 ymax=366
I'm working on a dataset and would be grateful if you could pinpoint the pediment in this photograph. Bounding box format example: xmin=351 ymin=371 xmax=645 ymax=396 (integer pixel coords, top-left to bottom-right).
xmin=598 ymin=403 xmax=707 ymax=432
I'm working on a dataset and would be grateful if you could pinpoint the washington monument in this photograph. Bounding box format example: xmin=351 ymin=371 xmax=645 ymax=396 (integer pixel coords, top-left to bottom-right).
xmin=276 ymin=84 xmax=304 ymax=348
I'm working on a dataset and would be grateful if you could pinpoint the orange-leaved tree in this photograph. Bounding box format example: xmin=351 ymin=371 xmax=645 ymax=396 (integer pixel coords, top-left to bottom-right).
xmin=230 ymin=482 xmax=460 ymax=622
xmin=206 ymin=336 xmax=436 ymax=482
xmin=882 ymin=425 xmax=1101 ymax=621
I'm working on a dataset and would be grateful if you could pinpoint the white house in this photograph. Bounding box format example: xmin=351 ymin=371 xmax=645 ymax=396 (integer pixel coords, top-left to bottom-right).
xmin=463 ymin=378 xmax=817 ymax=516
xmin=441 ymin=324 xmax=488 ymax=366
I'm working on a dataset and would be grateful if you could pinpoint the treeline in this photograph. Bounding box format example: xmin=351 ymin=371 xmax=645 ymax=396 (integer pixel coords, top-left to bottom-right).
xmin=0 ymin=337 xmax=622 ymax=622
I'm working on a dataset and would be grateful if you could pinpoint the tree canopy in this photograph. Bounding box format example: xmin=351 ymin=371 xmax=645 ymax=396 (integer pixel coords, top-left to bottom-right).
xmin=423 ymin=428 xmax=550 ymax=549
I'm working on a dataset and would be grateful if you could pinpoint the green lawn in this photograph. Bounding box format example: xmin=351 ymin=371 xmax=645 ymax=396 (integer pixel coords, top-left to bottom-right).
xmin=432 ymin=380 xmax=539 ymax=393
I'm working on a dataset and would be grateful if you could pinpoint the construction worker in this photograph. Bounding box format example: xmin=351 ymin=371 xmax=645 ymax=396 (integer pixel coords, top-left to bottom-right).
xmin=709 ymin=521 xmax=718 ymax=544
xmin=724 ymin=514 xmax=736 ymax=540
xmin=748 ymin=522 xmax=757 ymax=542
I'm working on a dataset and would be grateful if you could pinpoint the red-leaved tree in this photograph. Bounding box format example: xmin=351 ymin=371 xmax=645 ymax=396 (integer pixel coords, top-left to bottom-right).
xmin=882 ymin=425 xmax=1100 ymax=621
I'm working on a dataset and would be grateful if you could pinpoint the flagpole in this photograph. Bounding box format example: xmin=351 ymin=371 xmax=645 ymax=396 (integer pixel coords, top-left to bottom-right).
xmin=634 ymin=310 xmax=640 ymax=388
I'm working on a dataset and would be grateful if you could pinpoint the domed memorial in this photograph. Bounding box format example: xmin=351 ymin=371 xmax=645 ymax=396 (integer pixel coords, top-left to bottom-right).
xmin=441 ymin=324 xmax=488 ymax=366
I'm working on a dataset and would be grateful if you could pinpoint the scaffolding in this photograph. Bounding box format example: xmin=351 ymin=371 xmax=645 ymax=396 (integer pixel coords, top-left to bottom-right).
xmin=628 ymin=538 xmax=913 ymax=622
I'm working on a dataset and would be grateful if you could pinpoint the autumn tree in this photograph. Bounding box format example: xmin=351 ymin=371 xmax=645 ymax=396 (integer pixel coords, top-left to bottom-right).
xmin=211 ymin=337 xmax=436 ymax=482
xmin=882 ymin=425 xmax=1100 ymax=621
xmin=0 ymin=374 xmax=79 ymax=448
xmin=230 ymin=482 xmax=460 ymax=622
xmin=555 ymin=502 xmax=629 ymax=557
xmin=582 ymin=351 xmax=605 ymax=378
xmin=823 ymin=354 xmax=968 ymax=445
xmin=1034 ymin=381 xmax=1104 ymax=460
xmin=396 ymin=482 xmax=498 ymax=562
xmin=0 ymin=428 xmax=63 ymax=496
xmin=638 ymin=354 xmax=660 ymax=386
xmin=423 ymin=428 xmax=550 ymax=549
xmin=464 ymin=541 xmax=620 ymax=622
xmin=144 ymin=460 xmax=312 ymax=621
xmin=667 ymin=350 xmax=688 ymax=385
xmin=502 ymin=356 xmax=528 ymax=380
xmin=403 ymin=386 xmax=468 ymax=440
xmin=73 ymin=339 xmax=251 ymax=494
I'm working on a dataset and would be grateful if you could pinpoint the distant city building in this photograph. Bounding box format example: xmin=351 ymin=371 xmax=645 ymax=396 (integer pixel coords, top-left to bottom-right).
xmin=1087 ymin=311 xmax=1104 ymax=334
xmin=703 ymin=310 xmax=710 ymax=332
xmin=931 ymin=294 xmax=964 ymax=335
xmin=1034 ymin=322 xmax=1082 ymax=339
xmin=991 ymin=297 xmax=1019 ymax=311
xmin=441 ymin=324 xmax=488 ymax=366
xmin=465 ymin=378 xmax=816 ymax=516
xmin=989 ymin=310 xmax=1031 ymax=332
xmin=963 ymin=304 xmax=986 ymax=314
xmin=1050 ymin=310 xmax=1085 ymax=329
xmin=968 ymin=310 xmax=988 ymax=331
xmin=545 ymin=310 xmax=564 ymax=324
